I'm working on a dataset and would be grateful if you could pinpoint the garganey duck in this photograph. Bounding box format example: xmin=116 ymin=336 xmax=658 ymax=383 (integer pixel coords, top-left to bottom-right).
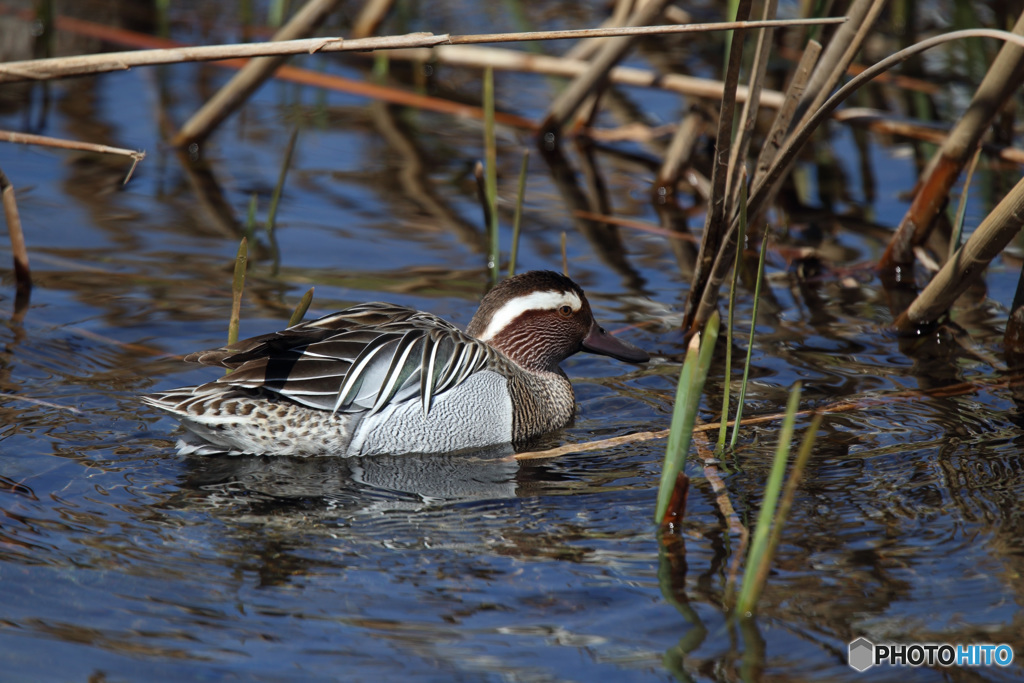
xmin=144 ymin=270 xmax=649 ymax=456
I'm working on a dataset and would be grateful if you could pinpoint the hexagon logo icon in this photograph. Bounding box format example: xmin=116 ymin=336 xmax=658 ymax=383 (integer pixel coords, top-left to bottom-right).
xmin=849 ymin=637 xmax=875 ymax=672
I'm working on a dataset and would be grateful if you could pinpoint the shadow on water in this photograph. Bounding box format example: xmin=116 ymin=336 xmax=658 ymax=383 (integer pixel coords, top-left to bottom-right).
xmin=175 ymin=447 xmax=521 ymax=517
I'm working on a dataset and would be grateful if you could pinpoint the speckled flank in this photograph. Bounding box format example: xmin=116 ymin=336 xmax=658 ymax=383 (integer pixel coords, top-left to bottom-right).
xmin=171 ymin=394 xmax=358 ymax=456
xmin=349 ymin=371 xmax=513 ymax=456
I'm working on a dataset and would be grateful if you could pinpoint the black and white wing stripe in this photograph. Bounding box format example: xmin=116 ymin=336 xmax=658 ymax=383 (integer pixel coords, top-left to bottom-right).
xmin=184 ymin=303 xmax=445 ymax=368
xmin=207 ymin=304 xmax=499 ymax=415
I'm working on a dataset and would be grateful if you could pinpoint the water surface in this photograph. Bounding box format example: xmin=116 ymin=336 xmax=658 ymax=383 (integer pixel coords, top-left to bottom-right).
xmin=1 ymin=1 xmax=1023 ymax=681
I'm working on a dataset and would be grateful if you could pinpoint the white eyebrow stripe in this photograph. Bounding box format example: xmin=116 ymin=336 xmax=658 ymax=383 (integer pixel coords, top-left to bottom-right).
xmin=476 ymin=290 xmax=582 ymax=342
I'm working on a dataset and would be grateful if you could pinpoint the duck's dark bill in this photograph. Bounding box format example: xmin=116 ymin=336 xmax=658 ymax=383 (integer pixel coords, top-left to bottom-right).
xmin=582 ymin=322 xmax=650 ymax=363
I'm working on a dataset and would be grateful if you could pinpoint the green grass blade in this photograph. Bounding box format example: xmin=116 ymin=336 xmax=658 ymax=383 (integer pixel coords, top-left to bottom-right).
xmin=266 ymin=127 xmax=299 ymax=235
xmin=749 ymin=410 xmax=823 ymax=602
xmin=730 ymin=228 xmax=770 ymax=448
xmin=948 ymin=148 xmax=981 ymax=261
xmin=718 ymin=180 xmax=749 ymax=451
xmin=244 ymin=193 xmax=258 ymax=241
xmin=696 ymin=309 xmax=719 ymax=382
xmin=736 ymin=382 xmax=802 ymax=616
xmin=288 ymin=287 xmax=314 ymax=327
xmin=508 ymin=149 xmax=529 ymax=278
xmin=267 ymin=0 xmax=285 ymax=28
xmin=228 ymin=237 xmax=248 ymax=348
xmin=656 ymin=311 xmax=720 ymax=523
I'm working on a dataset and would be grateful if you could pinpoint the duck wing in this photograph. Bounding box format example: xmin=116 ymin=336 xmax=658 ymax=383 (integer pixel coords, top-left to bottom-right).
xmin=184 ymin=303 xmax=442 ymax=368
xmin=204 ymin=304 xmax=499 ymax=415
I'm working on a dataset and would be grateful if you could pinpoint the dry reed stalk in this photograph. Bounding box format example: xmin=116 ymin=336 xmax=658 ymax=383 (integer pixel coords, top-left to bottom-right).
xmin=9 ymin=8 xmax=814 ymax=129
xmin=725 ymin=0 xmax=778 ymax=216
xmin=691 ymin=419 xmax=747 ymax=538
xmin=895 ymin=172 xmax=1024 ymax=332
xmin=654 ymin=107 xmax=710 ymax=197
xmin=574 ymin=210 xmax=701 ymax=242
xmin=350 ymin=0 xmax=396 ymax=39
xmin=388 ymin=44 xmax=788 ymax=108
xmin=171 ymin=0 xmax=342 ymax=147
xmin=792 ymin=0 xmax=886 ymax=134
xmin=12 ymin=10 xmax=533 ymax=132
xmin=0 ymin=167 xmax=30 ymax=298
xmin=686 ymin=28 xmax=1024 ymax=335
xmin=776 ymin=44 xmax=941 ymax=94
xmin=752 ymin=40 xmax=820 ymax=189
xmin=0 ymin=129 xmax=144 ymax=181
xmin=539 ymin=0 xmax=674 ymax=138
xmin=681 ymin=0 xmax=751 ymax=334
xmin=833 ymin=108 xmax=1024 ymax=164
xmin=563 ymin=0 xmax=637 ymax=62
xmin=881 ymin=11 xmax=1024 ymax=268
xmin=0 ymin=19 xmax=846 ymax=85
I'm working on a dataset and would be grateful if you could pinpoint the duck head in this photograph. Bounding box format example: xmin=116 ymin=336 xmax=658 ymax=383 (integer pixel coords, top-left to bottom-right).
xmin=467 ymin=270 xmax=649 ymax=373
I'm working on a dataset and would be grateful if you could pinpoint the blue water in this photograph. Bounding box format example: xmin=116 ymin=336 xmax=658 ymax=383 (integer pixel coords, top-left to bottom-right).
xmin=1 ymin=2 xmax=1023 ymax=681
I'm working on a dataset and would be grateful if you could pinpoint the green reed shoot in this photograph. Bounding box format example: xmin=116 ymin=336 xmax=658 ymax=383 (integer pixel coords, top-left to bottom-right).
xmin=718 ymin=181 xmax=750 ymax=452
xmin=288 ymin=287 xmax=314 ymax=327
xmin=655 ymin=311 xmax=720 ymax=524
xmin=266 ymin=127 xmax=299 ymax=235
xmin=949 ymin=148 xmax=981 ymax=261
xmin=228 ymin=237 xmax=248 ymax=349
xmin=155 ymin=0 xmax=169 ymax=38
xmin=372 ymin=52 xmax=390 ymax=83
xmin=508 ymin=149 xmax=529 ymax=278
xmin=267 ymin=0 xmax=286 ymax=28
xmin=735 ymin=382 xmax=809 ymax=617
xmin=748 ymin=410 xmax=823 ymax=606
xmin=244 ymin=193 xmax=258 ymax=240
xmin=483 ymin=66 xmax=500 ymax=287
xmin=730 ymin=229 xmax=770 ymax=448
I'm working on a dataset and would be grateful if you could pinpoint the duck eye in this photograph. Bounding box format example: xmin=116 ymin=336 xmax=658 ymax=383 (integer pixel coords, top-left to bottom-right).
xmin=559 ymin=305 xmax=573 ymax=317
